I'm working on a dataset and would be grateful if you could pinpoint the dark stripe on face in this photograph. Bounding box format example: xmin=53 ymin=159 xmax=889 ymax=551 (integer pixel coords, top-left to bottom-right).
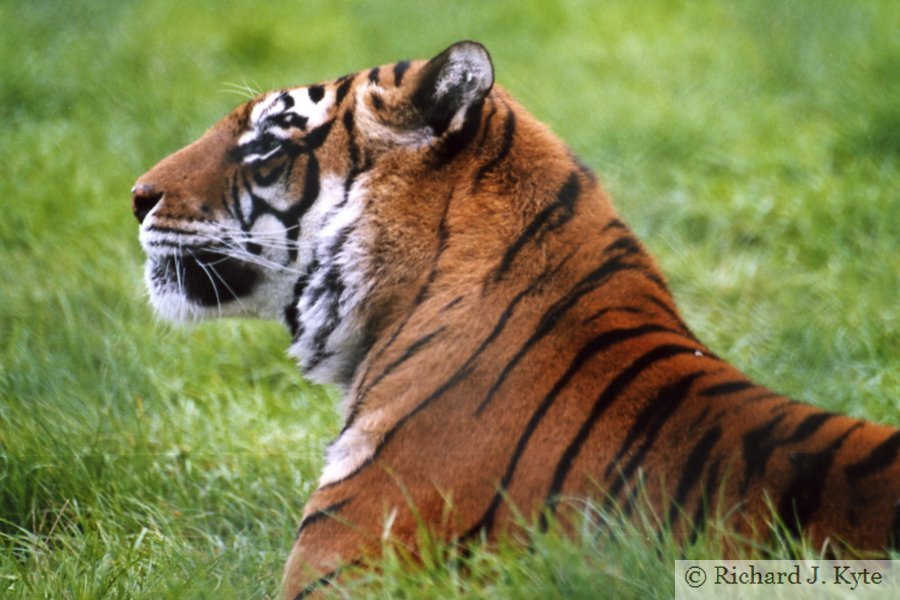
xmin=368 ymin=67 xmax=380 ymax=84
xmin=489 ymin=172 xmax=580 ymax=283
xmin=343 ymin=110 xmax=359 ymax=170
xmin=667 ymin=426 xmax=722 ymax=529
xmin=285 ymin=270 xmax=312 ymax=338
xmin=699 ymin=380 xmax=756 ymax=397
xmin=547 ymin=344 xmax=701 ymax=512
xmin=335 ymin=76 xmax=354 ymax=106
xmin=279 ymin=91 xmax=295 ymax=109
xmin=845 ymin=430 xmax=900 ymax=482
xmin=295 ymin=497 xmax=352 ymax=539
xmin=273 ymin=112 xmax=309 ymax=130
xmin=393 ymin=60 xmax=411 ymax=85
xmin=308 ymin=84 xmax=325 ymax=103
xmin=474 ymin=107 xmax=516 ymax=183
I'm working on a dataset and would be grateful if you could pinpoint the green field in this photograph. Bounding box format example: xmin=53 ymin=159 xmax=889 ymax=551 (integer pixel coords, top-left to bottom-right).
xmin=1 ymin=1 xmax=898 ymax=597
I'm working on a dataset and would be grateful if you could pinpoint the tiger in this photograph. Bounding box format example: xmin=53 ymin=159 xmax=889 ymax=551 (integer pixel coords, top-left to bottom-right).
xmin=132 ymin=41 xmax=900 ymax=598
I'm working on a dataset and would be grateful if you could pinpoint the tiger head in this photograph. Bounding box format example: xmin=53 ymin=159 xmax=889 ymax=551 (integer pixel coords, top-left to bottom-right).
xmin=134 ymin=42 xmax=501 ymax=386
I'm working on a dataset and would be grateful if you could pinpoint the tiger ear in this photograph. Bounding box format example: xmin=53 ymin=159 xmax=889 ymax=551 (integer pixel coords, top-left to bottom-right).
xmin=411 ymin=41 xmax=494 ymax=136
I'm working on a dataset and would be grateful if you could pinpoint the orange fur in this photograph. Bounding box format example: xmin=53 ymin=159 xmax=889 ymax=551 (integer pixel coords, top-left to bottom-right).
xmin=132 ymin=43 xmax=900 ymax=599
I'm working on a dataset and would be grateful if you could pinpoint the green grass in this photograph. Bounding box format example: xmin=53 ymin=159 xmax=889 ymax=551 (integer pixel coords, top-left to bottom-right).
xmin=1 ymin=0 xmax=898 ymax=597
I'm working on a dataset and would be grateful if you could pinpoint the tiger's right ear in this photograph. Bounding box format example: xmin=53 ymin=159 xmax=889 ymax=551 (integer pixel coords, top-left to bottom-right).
xmin=411 ymin=41 xmax=494 ymax=137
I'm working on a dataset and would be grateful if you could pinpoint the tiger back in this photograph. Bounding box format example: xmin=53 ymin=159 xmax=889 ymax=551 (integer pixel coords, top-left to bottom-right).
xmin=132 ymin=42 xmax=900 ymax=598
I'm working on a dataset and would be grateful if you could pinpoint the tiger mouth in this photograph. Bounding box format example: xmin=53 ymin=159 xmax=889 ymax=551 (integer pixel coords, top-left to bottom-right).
xmin=149 ymin=249 xmax=260 ymax=307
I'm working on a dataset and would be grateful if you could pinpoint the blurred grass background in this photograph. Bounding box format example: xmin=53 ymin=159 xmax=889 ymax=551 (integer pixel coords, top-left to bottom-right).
xmin=1 ymin=0 xmax=897 ymax=597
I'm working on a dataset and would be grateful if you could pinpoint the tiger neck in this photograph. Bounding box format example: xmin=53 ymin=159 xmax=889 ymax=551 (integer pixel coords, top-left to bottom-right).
xmin=313 ymin=92 xmax=696 ymax=487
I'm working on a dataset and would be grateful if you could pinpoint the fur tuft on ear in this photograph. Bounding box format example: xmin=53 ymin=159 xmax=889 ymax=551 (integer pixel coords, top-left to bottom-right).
xmin=412 ymin=41 xmax=494 ymax=136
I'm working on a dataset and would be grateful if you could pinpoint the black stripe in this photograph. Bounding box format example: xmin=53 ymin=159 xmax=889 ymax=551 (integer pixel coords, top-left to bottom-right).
xmin=777 ymin=423 xmax=859 ymax=536
xmin=322 ymin=255 xmax=571 ymax=491
xmin=334 ymin=76 xmax=353 ymax=106
xmin=355 ymin=190 xmax=455 ymax=398
xmin=476 ymin=253 xmax=655 ymax=415
xmin=785 ymin=411 xmax=836 ymax=444
xmin=307 ymin=84 xmax=325 ymax=103
xmin=740 ymin=413 xmax=788 ymax=493
xmin=639 ymin=293 xmax=697 ymax=340
xmin=889 ymin=502 xmax=900 ymax=551
xmin=778 ymin=450 xmax=836 ymax=537
xmin=581 ymin=305 xmax=646 ymax=326
xmin=302 ymin=224 xmax=356 ymax=371
xmin=601 ymin=218 xmax=628 ymax=233
xmin=286 ymin=119 xmax=335 ymax=155
xmin=667 ymin=425 xmax=722 ymax=529
xmin=845 ymin=430 xmax=900 ymax=482
xmin=368 ymin=67 xmax=380 ymax=83
xmin=343 ymin=110 xmax=360 ymax=172
xmin=604 ymin=371 xmax=704 ymax=483
xmin=360 ymin=327 xmax=446 ymax=400
xmin=295 ymin=497 xmax=353 ymax=539
xmin=441 ymin=295 xmax=464 ymax=312
xmin=604 ymin=234 xmax=643 ymax=256
xmin=687 ymin=457 xmax=722 ymax=544
xmin=279 ymin=91 xmax=295 ymax=109
xmin=475 ymin=107 xmax=516 ymax=183
xmin=547 ymin=344 xmax=701 ymax=513
xmin=469 ymin=327 xmax=688 ymax=539
xmin=285 ymin=269 xmax=313 ymax=339
xmin=393 ymin=60 xmax=411 ymax=85
xmin=489 ymin=172 xmax=580 ymax=283
xmin=735 ymin=391 xmax=782 ymax=407
xmin=434 ymin=100 xmax=484 ymax=163
xmin=739 ymin=410 xmax=840 ymax=494
xmin=250 ymin=155 xmax=289 ymax=188
xmin=604 ymin=371 xmax=705 ymax=519
xmin=476 ymin=100 xmax=497 ymax=147
xmin=291 ymin=561 xmax=361 ymax=600
xmin=699 ymin=380 xmax=755 ymax=397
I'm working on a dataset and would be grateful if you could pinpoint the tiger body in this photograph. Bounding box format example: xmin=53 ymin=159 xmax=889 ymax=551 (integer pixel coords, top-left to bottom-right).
xmin=132 ymin=43 xmax=900 ymax=598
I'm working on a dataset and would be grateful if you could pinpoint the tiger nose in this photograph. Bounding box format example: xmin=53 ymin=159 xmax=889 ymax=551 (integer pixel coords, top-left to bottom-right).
xmin=131 ymin=183 xmax=163 ymax=224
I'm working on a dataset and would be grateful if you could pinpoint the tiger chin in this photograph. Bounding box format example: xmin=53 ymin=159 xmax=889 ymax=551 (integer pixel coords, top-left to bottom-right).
xmin=133 ymin=41 xmax=900 ymax=598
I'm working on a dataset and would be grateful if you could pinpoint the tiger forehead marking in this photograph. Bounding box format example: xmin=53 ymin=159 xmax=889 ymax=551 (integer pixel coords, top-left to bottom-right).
xmin=131 ymin=41 xmax=899 ymax=599
xmin=242 ymin=85 xmax=335 ymax=145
